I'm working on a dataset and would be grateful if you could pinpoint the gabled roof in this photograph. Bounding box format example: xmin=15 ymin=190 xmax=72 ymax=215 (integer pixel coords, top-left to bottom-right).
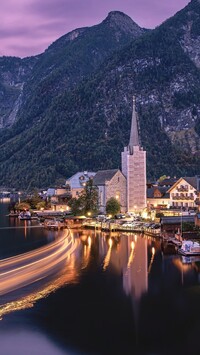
xmin=93 ymin=169 xmax=120 ymax=186
xmin=158 ymin=177 xmax=178 ymax=187
xmin=66 ymin=171 xmax=96 ymax=189
xmin=183 ymin=177 xmax=197 ymax=189
xmin=167 ymin=176 xmax=197 ymax=192
xmin=147 ymin=187 xmax=170 ymax=199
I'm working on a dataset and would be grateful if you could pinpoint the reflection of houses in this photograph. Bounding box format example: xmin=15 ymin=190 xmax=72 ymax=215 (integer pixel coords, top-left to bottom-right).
xmin=167 ymin=177 xmax=200 ymax=209
xmin=93 ymin=169 xmax=126 ymax=213
xmin=65 ymin=171 xmax=95 ymax=198
xmin=147 ymin=186 xmax=170 ymax=209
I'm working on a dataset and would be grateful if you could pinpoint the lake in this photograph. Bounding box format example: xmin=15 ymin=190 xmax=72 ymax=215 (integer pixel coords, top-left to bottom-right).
xmin=1 ymin=200 xmax=200 ymax=354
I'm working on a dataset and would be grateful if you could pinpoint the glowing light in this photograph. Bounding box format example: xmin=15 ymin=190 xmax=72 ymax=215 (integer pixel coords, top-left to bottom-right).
xmin=131 ymin=241 xmax=135 ymax=250
xmin=148 ymin=246 xmax=156 ymax=274
xmin=0 ymin=253 xmax=78 ymax=320
xmin=108 ymin=238 xmax=113 ymax=248
xmin=88 ymin=236 xmax=92 ymax=247
xmin=103 ymin=238 xmax=113 ymax=270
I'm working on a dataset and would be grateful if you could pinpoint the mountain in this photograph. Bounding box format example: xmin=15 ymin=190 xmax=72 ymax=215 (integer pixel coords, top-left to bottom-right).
xmin=0 ymin=11 xmax=146 ymax=132
xmin=1 ymin=2 xmax=200 ymax=189
xmin=0 ymin=56 xmax=37 ymax=129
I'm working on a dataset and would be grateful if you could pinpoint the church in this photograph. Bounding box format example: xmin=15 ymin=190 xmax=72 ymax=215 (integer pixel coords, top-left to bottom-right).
xmin=121 ymin=97 xmax=146 ymax=212
xmin=66 ymin=97 xmax=147 ymax=213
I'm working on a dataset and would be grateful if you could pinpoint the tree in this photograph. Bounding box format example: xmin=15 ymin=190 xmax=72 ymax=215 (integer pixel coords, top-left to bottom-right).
xmin=68 ymin=179 xmax=98 ymax=216
xmin=106 ymin=197 xmax=120 ymax=216
xmin=15 ymin=202 xmax=31 ymax=211
xmin=80 ymin=178 xmax=98 ymax=215
xmin=158 ymin=175 xmax=168 ymax=182
xmin=36 ymin=201 xmax=46 ymax=210
xmin=68 ymin=197 xmax=84 ymax=216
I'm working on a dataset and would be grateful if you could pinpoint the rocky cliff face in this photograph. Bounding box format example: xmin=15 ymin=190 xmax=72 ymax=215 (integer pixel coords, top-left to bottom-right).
xmin=1 ymin=3 xmax=200 ymax=188
xmin=0 ymin=56 xmax=37 ymax=128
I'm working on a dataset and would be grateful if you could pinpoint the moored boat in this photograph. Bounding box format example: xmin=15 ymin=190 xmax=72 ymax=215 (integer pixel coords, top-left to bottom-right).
xmin=178 ymin=240 xmax=200 ymax=256
xmin=18 ymin=211 xmax=31 ymax=220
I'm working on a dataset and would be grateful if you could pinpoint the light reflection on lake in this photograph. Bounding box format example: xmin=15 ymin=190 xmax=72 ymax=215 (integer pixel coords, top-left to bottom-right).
xmin=2 ymin=201 xmax=200 ymax=353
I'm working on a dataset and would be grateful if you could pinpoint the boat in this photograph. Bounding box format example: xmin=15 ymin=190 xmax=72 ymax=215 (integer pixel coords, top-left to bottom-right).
xmin=18 ymin=211 xmax=32 ymax=220
xmin=7 ymin=212 xmax=19 ymax=217
xmin=178 ymin=240 xmax=200 ymax=256
xmin=162 ymin=235 xmax=182 ymax=247
xmin=182 ymin=255 xmax=200 ymax=264
xmin=44 ymin=219 xmax=65 ymax=230
xmin=167 ymin=237 xmax=182 ymax=247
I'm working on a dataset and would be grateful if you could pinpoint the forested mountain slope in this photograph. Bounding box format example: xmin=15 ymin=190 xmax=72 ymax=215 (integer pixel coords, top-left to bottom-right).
xmin=1 ymin=1 xmax=200 ymax=189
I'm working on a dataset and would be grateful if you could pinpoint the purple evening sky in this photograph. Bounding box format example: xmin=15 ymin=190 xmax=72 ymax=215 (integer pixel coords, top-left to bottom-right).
xmin=0 ymin=0 xmax=190 ymax=58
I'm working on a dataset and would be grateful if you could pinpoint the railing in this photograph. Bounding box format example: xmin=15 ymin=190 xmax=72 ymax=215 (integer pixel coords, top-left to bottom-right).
xmin=177 ymin=186 xmax=188 ymax=192
xmin=172 ymin=196 xmax=194 ymax=200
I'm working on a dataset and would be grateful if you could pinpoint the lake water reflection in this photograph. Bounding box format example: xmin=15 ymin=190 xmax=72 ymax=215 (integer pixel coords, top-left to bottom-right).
xmin=1 ymin=201 xmax=200 ymax=354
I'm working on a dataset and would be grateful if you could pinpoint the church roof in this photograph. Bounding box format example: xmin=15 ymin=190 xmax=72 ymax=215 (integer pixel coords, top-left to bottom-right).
xmin=128 ymin=96 xmax=140 ymax=152
xmin=93 ymin=169 xmax=119 ymax=185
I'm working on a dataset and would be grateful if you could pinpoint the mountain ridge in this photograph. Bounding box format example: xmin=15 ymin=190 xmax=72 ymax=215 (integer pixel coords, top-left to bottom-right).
xmin=1 ymin=4 xmax=200 ymax=188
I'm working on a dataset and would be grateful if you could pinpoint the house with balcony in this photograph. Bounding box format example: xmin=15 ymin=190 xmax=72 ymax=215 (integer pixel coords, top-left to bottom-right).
xmin=167 ymin=177 xmax=200 ymax=209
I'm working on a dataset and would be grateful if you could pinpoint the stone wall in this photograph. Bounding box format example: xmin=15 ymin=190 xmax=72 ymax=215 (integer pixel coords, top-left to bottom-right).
xmin=106 ymin=170 xmax=127 ymax=212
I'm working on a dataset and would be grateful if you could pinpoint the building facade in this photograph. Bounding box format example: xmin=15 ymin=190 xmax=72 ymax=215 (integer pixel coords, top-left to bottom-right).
xmin=147 ymin=186 xmax=170 ymax=209
xmin=93 ymin=169 xmax=127 ymax=213
xmin=65 ymin=171 xmax=96 ymax=198
xmin=167 ymin=177 xmax=199 ymax=209
xmin=121 ymin=97 xmax=146 ymax=212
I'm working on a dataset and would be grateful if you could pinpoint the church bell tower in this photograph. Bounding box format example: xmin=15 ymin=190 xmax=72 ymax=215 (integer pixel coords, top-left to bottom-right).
xmin=121 ymin=97 xmax=146 ymax=212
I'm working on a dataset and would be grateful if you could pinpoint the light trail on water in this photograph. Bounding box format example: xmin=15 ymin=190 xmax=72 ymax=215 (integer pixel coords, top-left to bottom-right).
xmin=0 ymin=229 xmax=78 ymax=296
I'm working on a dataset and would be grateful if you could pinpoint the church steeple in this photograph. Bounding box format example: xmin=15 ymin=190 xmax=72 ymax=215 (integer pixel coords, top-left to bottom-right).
xmin=128 ymin=96 xmax=139 ymax=154
xmin=121 ymin=96 xmax=146 ymax=212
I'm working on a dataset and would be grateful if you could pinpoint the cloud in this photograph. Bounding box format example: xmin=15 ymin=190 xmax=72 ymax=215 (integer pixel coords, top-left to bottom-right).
xmin=0 ymin=0 xmax=190 ymax=57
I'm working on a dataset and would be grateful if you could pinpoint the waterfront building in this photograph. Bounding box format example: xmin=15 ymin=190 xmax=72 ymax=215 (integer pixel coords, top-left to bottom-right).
xmin=93 ymin=169 xmax=126 ymax=213
xmin=147 ymin=186 xmax=170 ymax=209
xmin=65 ymin=171 xmax=96 ymax=198
xmin=167 ymin=176 xmax=200 ymax=209
xmin=121 ymin=97 xmax=146 ymax=212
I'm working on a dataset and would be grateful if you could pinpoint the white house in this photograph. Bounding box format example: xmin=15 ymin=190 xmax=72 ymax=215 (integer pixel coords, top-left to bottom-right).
xmin=65 ymin=171 xmax=96 ymax=198
xmin=167 ymin=176 xmax=200 ymax=209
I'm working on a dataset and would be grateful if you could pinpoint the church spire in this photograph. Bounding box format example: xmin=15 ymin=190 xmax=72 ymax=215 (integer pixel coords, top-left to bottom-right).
xmin=129 ymin=96 xmax=139 ymax=152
